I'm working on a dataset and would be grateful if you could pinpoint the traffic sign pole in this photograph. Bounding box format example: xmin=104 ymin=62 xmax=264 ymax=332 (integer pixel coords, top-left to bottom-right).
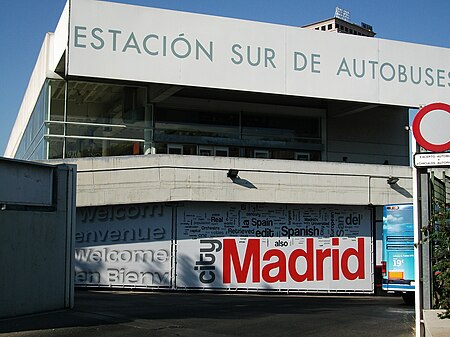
xmin=411 ymin=102 xmax=449 ymax=337
xmin=412 ymin=133 xmax=422 ymax=337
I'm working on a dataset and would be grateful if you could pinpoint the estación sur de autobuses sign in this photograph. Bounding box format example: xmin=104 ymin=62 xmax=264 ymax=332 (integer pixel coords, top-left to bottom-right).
xmin=67 ymin=0 xmax=450 ymax=108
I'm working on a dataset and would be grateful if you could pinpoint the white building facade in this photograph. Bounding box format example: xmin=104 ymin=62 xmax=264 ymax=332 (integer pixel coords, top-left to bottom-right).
xmin=5 ymin=0 xmax=450 ymax=292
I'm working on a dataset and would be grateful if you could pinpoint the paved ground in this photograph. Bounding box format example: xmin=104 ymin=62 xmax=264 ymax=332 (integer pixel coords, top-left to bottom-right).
xmin=0 ymin=290 xmax=414 ymax=337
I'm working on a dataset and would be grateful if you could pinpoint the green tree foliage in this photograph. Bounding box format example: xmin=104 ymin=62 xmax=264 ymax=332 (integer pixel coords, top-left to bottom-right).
xmin=425 ymin=202 xmax=450 ymax=318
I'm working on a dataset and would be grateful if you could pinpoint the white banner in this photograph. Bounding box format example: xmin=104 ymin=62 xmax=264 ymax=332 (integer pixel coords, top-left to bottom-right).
xmin=75 ymin=203 xmax=172 ymax=288
xmin=68 ymin=0 xmax=450 ymax=108
xmin=176 ymin=203 xmax=373 ymax=292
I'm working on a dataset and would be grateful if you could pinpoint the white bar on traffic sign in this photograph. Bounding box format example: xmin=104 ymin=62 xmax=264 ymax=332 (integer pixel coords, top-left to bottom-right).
xmin=414 ymin=152 xmax=450 ymax=168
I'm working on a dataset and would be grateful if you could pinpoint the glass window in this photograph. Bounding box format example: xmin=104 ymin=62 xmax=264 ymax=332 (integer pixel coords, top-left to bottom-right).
xmin=295 ymin=152 xmax=311 ymax=161
xmin=63 ymin=137 xmax=142 ymax=158
xmin=183 ymin=144 xmax=197 ymax=155
xmin=49 ymin=80 xmax=66 ymax=121
xmin=47 ymin=80 xmax=149 ymax=158
xmin=15 ymin=79 xmax=325 ymax=162
xmin=242 ymin=112 xmax=320 ymax=142
xmin=15 ymin=80 xmax=49 ymax=160
xmin=272 ymin=149 xmax=294 ymax=160
xmin=168 ymin=144 xmax=183 ymax=154
xmin=214 ymin=147 xmax=229 ymax=157
xmin=48 ymin=137 xmax=64 ymax=159
xmin=155 ymin=143 xmax=167 ymax=154
xmin=66 ymin=81 xmax=146 ymax=140
xmin=254 ymin=150 xmax=269 ymax=158
xmin=229 ymin=147 xmax=240 ymax=157
xmin=199 ymin=146 xmax=213 ymax=156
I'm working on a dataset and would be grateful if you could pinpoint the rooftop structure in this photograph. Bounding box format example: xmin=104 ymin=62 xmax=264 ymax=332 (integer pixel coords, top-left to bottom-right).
xmin=302 ymin=7 xmax=375 ymax=37
xmin=302 ymin=17 xmax=375 ymax=37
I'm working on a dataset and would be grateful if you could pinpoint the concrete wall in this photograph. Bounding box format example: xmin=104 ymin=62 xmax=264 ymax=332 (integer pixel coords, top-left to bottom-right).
xmin=0 ymin=158 xmax=76 ymax=318
xmin=44 ymin=154 xmax=410 ymax=294
xmin=51 ymin=154 xmax=412 ymax=208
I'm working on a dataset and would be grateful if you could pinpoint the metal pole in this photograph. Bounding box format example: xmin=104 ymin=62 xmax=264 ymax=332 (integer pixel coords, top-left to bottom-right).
xmin=412 ymin=135 xmax=423 ymax=337
xmin=421 ymin=172 xmax=432 ymax=310
xmin=144 ymin=103 xmax=154 ymax=155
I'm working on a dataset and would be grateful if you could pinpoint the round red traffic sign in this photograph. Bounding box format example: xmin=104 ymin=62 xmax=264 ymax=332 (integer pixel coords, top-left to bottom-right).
xmin=412 ymin=102 xmax=450 ymax=152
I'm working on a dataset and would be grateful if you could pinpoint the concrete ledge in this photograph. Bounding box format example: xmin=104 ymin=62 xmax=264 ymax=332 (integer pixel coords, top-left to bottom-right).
xmin=423 ymin=310 xmax=450 ymax=337
xmin=45 ymin=154 xmax=413 ymax=208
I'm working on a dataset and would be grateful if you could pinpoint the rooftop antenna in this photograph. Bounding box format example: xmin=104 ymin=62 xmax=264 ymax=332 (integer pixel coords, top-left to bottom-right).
xmin=335 ymin=7 xmax=350 ymax=22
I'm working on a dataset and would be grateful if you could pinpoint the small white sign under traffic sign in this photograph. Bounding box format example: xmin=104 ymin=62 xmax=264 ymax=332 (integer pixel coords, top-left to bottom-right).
xmin=414 ymin=152 xmax=450 ymax=168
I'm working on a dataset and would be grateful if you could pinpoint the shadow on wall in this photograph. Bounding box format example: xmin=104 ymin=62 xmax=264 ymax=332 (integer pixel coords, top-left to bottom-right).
xmin=176 ymin=252 xmax=277 ymax=292
xmin=390 ymin=184 xmax=413 ymax=199
xmin=176 ymin=253 xmax=225 ymax=289
xmin=230 ymin=177 xmax=257 ymax=189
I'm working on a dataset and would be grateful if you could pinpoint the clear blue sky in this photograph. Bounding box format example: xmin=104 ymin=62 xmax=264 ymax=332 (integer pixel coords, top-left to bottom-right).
xmin=1 ymin=0 xmax=449 ymax=155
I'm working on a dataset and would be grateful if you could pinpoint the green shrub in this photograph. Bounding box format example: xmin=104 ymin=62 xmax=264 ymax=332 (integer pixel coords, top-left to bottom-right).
xmin=428 ymin=202 xmax=450 ymax=318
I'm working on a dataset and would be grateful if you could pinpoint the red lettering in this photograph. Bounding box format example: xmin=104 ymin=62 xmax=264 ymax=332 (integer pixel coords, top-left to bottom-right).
xmin=221 ymin=237 xmax=366 ymax=285
xmin=223 ymin=238 xmax=260 ymax=283
xmin=288 ymin=238 xmax=314 ymax=282
xmin=316 ymin=248 xmax=331 ymax=281
xmin=262 ymin=249 xmax=287 ymax=282
xmin=332 ymin=238 xmax=340 ymax=280
xmin=341 ymin=238 xmax=365 ymax=280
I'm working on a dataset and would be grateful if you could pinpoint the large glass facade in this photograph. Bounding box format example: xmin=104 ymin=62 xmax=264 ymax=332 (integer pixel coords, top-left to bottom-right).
xmin=46 ymin=79 xmax=65 ymax=159
xmin=15 ymin=80 xmax=49 ymax=160
xmin=47 ymin=81 xmax=147 ymax=159
xmin=154 ymin=106 xmax=322 ymax=160
xmin=15 ymin=78 xmax=324 ymax=161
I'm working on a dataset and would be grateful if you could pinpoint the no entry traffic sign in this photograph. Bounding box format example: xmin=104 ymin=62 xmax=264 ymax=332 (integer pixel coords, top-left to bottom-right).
xmin=412 ymin=102 xmax=450 ymax=152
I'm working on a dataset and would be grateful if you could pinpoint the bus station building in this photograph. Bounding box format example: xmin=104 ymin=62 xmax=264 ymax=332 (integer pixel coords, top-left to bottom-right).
xmin=5 ymin=0 xmax=450 ymax=293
